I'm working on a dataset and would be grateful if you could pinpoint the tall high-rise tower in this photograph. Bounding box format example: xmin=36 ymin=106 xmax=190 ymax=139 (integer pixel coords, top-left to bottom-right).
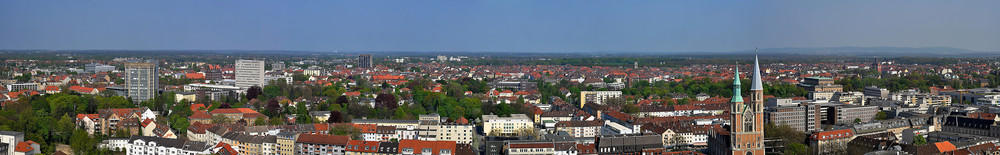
xmin=235 ymin=59 xmax=265 ymax=89
xmin=359 ymin=54 xmax=373 ymax=68
xmin=125 ymin=60 xmax=158 ymax=103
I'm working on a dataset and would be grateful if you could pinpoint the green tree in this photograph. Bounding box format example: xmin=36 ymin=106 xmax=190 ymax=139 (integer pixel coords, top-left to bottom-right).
xmin=914 ymin=135 xmax=927 ymax=145
xmin=875 ymin=111 xmax=888 ymax=120
xmin=69 ymin=130 xmax=97 ymax=154
xmin=784 ymin=143 xmax=809 ymax=155
xmin=854 ymin=118 xmax=862 ymax=124
xmin=329 ymin=124 xmax=362 ymax=140
xmin=254 ymin=117 xmax=268 ymax=126
xmin=171 ymin=118 xmax=190 ymax=134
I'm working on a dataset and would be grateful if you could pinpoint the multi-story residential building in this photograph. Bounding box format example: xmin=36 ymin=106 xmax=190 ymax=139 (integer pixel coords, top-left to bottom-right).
xmin=140 ymin=119 xmax=177 ymax=139
xmin=266 ymin=75 xmax=293 ymax=84
xmin=864 ymin=86 xmax=890 ymax=99
xmin=506 ymin=141 xmax=555 ymax=155
xmin=220 ymin=132 xmax=278 ymax=155
xmin=85 ymin=63 xmax=116 ymax=74
xmin=398 ymin=140 xmax=456 ymax=155
xmin=367 ymin=126 xmax=396 ymax=142
xmin=579 ymin=91 xmax=622 ymax=108
xmin=126 ymin=135 xmax=211 ymax=155
xmin=534 ymin=110 xmax=573 ymax=125
xmin=351 ymin=119 xmax=420 ymax=134
xmin=483 ymin=114 xmax=534 ymax=137
xmin=78 ymin=108 xmax=155 ymax=135
xmin=76 ymin=114 xmax=101 ymax=135
xmin=203 ymin=64 xmax=223 ymax=81
xmin=345 ymin=140 xmax=380 ymax=155
xmin=799 ymin=77 xmax=843 ymax=92
xmin=125 ymin=61 xmax=158 ymax=102
xmin=438 ymin=122 xmax=475 ymax=144
xmin=296 ymin=133 xmax=351 ymax=155
xmin=271 ymin=62 xmax=285 ymax=71
xmin=0 ymin=131 xmax=26 ymax=155
xmin=417 ymin=114 xmax=441 ymax=141
xmin=235 ymin=59 xmax=266 ymax=89
xmin=358 ymin=54 xmax=373 ymax=68
xmin=892 ymin=93 xmax=951 ymax=107
xmin=554 ymin=121 xmax=603 ymax=137
xmin=186 ymin=122 xmax=213 ymax=143
xmin=808 ymin=129 xmax=855 ymax=155
xmin=276 ymin=131 xmax=297 ymax=155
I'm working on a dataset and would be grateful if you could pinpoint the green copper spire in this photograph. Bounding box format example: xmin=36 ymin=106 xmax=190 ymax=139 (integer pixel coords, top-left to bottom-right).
xmin=731 ymin=64 xmax=744 ymax=103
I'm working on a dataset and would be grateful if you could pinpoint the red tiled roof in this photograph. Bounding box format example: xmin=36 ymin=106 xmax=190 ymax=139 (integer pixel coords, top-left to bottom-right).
xmin=345 ymin=140 xmax=380 ymax=153
xmin=45 ymin=86 xmax=60 ymax=91
xmin=314 ymin=123 xmax=330 ymax=132
xmin=190 ymin=104 xmax=207 ymax=113
xmin=189 ymin=112 xmax=212 ymax=119
xmin=13 ymin=141 xmax=34 ymax=152
xmin=186 ymin=73 xmax=205 ymax=79
xmin=214 ymin=142 xmax=238 ymax=155
xmin=76 ymin=114 xmax=99 ymax=120
xmin=398 ymin=140 xmax=456 ymax=154
xmin=935 ymin=141 xmax=958 ymax=152
xmin=69 ymin=86 xmax=97 ymax=94
xmin=811 ymin=128 xmax=854 ymax=140
xmin=344 ymin=92 xmax=362 ymax=97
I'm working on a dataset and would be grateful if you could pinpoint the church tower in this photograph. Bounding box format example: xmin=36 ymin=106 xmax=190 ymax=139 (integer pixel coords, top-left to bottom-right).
xmin=708 ymin=51 xmax=768 ymax=155
xmin=728 ymin=54 xmax=767 ymax=155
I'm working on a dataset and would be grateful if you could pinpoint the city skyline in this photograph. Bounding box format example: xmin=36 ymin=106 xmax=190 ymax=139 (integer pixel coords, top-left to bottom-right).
xmin=1 ymin=1 xmax=999 ymax=52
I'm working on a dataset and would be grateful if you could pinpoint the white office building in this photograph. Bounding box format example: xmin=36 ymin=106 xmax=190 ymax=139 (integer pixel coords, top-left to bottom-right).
xmin=235 ymin=59 xmax=266 ymax=89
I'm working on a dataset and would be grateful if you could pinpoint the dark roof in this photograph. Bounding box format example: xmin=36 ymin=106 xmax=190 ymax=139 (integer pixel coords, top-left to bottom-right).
xmin=222 ymin=132 xmax=277 ymax=144
xmin=944 ymin=116 xmax=994 ymax=130
xmin=377 ymin=142 xmax=399 ymax=153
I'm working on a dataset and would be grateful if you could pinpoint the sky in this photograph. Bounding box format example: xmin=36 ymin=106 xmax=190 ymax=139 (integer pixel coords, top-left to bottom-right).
xmin=1 ymin=1 xmax=999 ymax=53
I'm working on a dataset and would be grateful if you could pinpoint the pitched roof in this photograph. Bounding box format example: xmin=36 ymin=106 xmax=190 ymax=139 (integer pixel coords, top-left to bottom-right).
xmin=935 ymin=141 xmax=958 ymax=153
xmin=345 ymin=140 xmax=381 ymax=153
xmin=45 ymin=86 xmax=60 ymax=91
xmin=185 ymin=72 xmax=205 ymax=79
xmin=189 ymin=111 xmax=212 ymax=119
xmin=398 ymin=140 xmax=456 ymax=154
xmin=811 ymin=128 xmax=854 ymax=140
xmin=13 ymin=141 xmax=34 ymax=152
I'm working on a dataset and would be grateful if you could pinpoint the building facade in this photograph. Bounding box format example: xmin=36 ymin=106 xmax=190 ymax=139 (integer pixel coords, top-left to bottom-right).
xmin=579 ymin=91 xmax=623 ymax=108
xmin=358 ymin=54 xmax=373 ymax=68
xmin=125 ymin=61 xmax=158 ymax=102
xmin=235 ymin=59 xmax=266 ymax=89
xmin=483 ymin=114 xmax=533 ymax=137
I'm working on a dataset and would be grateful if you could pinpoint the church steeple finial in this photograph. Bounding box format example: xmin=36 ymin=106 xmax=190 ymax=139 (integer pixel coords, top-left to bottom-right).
xmin=730 ymin=63 xmax=743 ymax=103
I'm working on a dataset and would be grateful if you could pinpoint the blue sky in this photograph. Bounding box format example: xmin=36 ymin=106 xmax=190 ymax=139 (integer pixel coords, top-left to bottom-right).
xmin=1 ymin=1 xmax=998 ymax=52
